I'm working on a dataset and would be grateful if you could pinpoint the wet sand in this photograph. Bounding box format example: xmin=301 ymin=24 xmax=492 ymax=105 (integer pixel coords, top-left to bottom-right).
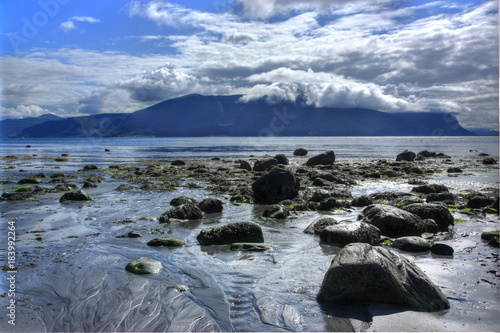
xmin=0 ymin=151 xmax=498 ymax=332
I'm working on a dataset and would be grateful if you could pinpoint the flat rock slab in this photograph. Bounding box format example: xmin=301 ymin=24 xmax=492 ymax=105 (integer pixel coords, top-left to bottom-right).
xmin=317 ymin=243 xmax=450 ymax=311
xmin=125 ymin=257 xmax=162 ymax=274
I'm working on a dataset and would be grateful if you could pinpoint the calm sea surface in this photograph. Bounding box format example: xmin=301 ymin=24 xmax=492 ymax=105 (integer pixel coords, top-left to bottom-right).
xmin=1 ymin=136 xmax=498 ymax=160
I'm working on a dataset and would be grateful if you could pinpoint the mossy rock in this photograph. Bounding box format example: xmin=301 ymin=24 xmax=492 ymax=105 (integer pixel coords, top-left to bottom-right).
xmin=18 ymin=177 xmax=43 ymax=185
xmin=481 ymin=230 xmax=499 ymax=241
xmin=125 ymin=257 xmax=162 ymax=274
xmin=147 ymin=237 xmax=185 ymax=247
xmin=59 ymin=190 xmax=93 ymax=203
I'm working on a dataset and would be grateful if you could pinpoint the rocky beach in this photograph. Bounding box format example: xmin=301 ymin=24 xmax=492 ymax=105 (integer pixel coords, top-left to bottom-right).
xmin=0 ymin=146 xmax=499 ymax=332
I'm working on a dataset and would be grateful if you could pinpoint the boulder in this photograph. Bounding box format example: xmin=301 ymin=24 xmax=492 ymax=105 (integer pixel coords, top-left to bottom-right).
xmin=59 ymin=190 xmax=93 ymax=203
xmin=396 ymin=150 xmax=416 ymax=162
xmin=125 ymin=257 xmax=162 ymax=274
xmin=305 ymin=150 xmax=335 ymax=166
xmin=351 ymin=195 xmax=373 ymax=207
xmin=427 ymin=193 xmax=456 ymax=203
xmin=411 ymin=184 xmax=449 ymax=194
xmin=198 ymin=198 xmax=224 ymax=213
xmin=171 ymin=159 xmax=186 ymax=166
xmin=393 ymin=236 xmax=432 ymax=252
xmin=310 ymin=189 xmax=331 ymax=202
xmin=481 ymin=230 xmax=499 ymax=241
xmin=83 ymin=164 xmax=99 ymax=170
xmin=430 ymin=243 xmax=454 ymax=255
xmin=359 ymin=204 xmax=438 ymax=238
xmin=304 ymin=216 xmax=338 ymax=234
xmin=262 ymin=205 xmax=288 ymax=219
xmin=170 ymin=196 xmax=198 ymax=206
xmin=274 ymin=154 xmax=289 ymax=165
xmin=197 ymin=221 xmax=264 ymax=245
xmin=317 ymin=243 xmax=450 ymax=311
xmin=238 ymin=160 xmax=252 ymax=171
xmin=147 ymin=238 xmax=185 ymax=247
xmin=320 ymin=222 xmax=380 ymax=247
xmin=252 ymin=168 xmax=300 ymax=204
xmin=230 ymin=243 xmax=272 ymax=251
xmin=18 ymin=178 xmax=43 ymax=185
xmin=293 ymin=148 xmax=308 ymax=156
xmin=253 ymin=158 xmax=279 ymax=172
xmin=467 ymin=194 xmax=496 ymax=209
xmin=482 ymin=157 xmax=497 ymax=165
xmin=401 ymin=203 xmax=454 ymax=231
xmin=159 ymin=204 xmax=203 ymax=223
xmin=417 ymin=150 xmax=436 ymax=159
xmin=446 ymin=167 xmax=463 ymax=173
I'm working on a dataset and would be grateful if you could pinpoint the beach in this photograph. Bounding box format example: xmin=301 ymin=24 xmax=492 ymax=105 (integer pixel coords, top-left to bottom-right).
xmin=0 ymin=144 xmax=499 ymax=332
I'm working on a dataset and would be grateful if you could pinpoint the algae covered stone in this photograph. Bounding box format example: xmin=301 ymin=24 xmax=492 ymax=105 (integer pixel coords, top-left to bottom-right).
xmin=147 ymin=238 xmax=185 ymax=247
xmin=125 ymin=257 xmax=162 ymax=274
xmin=197 ymin=221 xmax=264 ymax=245
xmin=59 ymin=190 xmax=93 ymax=203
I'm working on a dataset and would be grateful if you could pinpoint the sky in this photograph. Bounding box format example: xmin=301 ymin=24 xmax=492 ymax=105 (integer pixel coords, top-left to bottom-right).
xmin=0 ymin=0 xmax=498 ymax=130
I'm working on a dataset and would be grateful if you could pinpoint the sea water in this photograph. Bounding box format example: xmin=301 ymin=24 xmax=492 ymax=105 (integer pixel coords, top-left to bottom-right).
xmin=1 ymin=136 xmax=498 ymax=160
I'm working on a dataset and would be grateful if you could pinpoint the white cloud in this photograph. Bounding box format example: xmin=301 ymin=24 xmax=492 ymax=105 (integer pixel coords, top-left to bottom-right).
xmin=2 ymin=1 xmax=497 ymax=129
xmin=59 ymin=16 xmax=100 ymax=33
xmin=71 ymin=16 xmax=101 ymax=23
xmin=1 ymin=105 xmax=54 ymax=120
xmin=59 ymin=21 xmax=77 ymax=33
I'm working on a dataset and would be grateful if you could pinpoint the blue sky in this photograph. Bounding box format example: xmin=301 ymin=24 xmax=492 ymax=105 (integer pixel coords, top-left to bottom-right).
xmin=0 ymin=0 xmax=498 ymax=130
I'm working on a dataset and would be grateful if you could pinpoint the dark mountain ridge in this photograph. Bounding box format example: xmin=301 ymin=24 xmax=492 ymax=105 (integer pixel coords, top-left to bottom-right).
xmin=12 ymin=94 xmax=475 ymax=137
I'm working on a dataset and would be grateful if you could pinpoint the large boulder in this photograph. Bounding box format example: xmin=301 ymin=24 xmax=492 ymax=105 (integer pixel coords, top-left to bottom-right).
xmin=359 ymin=204 xmax=438 ymax=238
xmin=401 ymin=203 xmax=454 ymax=231
xmin=197 ymin=221 xmax=264 ymax=245
xmin=317 ymin=243 xmax=450 ymax=311
xmin=274 ymin=154 xmax=289 ymax=165
xmin=305 ymin=150 xmax=335 ymax=166
xmin=252 ymin=168 xmax=300 ymax=204
xmin=159 ymin=204 xmax=203 ymax=223
xmin=304 ymin=216 xmax=339 ymax=234
xmin=253 ymin=158 xmax=279 ymax=172
xmin=396 ymin=150 xmax=416 ymax=161
xmin=319 ymin=222 xmax=381 ymax=247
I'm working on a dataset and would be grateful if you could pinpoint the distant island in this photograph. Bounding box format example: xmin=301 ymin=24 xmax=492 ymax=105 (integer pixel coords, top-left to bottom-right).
xmin=1 ymin=94 xmax=495 ymax=138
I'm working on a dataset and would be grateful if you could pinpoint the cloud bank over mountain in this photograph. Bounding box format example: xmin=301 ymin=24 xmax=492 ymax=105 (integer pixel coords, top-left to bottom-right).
xmin=0 ymin=0 xmax=497 ymax=129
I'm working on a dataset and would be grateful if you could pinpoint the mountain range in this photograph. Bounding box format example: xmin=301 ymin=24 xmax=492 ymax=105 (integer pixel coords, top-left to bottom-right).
xmin=0 ymin=94 xmax=489 ymax=138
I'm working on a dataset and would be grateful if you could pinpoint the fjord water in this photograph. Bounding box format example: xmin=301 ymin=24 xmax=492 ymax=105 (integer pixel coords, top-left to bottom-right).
xmin=0 ymin=136 xmax=499 ymax=332
xmin=1 ymin=136 xmax=498 ymax=160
